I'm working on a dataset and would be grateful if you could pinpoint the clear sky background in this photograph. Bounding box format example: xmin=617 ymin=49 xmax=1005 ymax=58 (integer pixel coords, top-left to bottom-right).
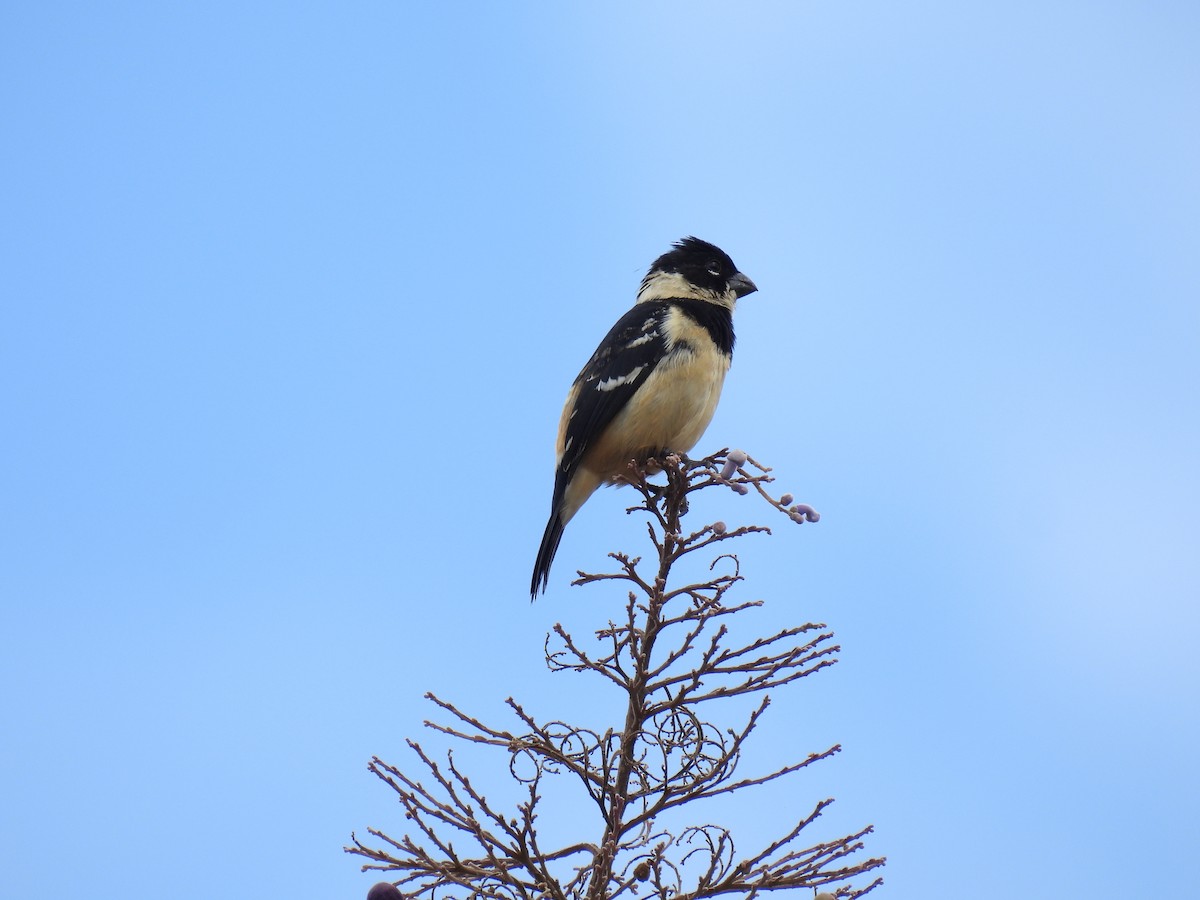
xmin=2 ymin=3 xmax=1197 ymax=899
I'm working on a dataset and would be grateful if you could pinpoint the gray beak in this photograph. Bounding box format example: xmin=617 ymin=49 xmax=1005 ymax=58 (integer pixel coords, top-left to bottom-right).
xmin=729 ymin=271 xmax=758 ymax=299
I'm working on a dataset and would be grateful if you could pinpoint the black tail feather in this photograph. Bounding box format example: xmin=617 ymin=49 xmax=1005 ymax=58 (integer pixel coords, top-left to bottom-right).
xmin=531 ymin=511 xmax=565 ymax=600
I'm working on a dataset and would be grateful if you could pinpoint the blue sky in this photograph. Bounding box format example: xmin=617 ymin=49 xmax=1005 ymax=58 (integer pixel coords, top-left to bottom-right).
xmin=2 ymin=3 xmax=1197 ymax=898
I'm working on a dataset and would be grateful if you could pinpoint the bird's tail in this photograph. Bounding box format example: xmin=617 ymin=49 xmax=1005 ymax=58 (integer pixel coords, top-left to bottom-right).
xmin=530 ymin=510 xmax=565 ymax=600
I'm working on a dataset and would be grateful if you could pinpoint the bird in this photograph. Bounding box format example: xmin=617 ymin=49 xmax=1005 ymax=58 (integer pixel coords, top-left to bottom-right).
xmin=530 ymin=237 xmax=757 ymax=598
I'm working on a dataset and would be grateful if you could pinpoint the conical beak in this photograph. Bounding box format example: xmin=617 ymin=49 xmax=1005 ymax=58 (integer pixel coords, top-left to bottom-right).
xmin=729 ymin=271 xmax=758 ymax=299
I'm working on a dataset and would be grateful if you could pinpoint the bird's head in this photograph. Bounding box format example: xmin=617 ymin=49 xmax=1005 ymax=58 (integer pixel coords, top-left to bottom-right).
xmin=637 ymin=237 xmax=757 ymax=308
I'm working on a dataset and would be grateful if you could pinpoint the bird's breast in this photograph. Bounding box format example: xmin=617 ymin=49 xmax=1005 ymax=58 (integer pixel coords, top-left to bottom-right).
xmin=586 ymin=335 xmax=730 ymax=480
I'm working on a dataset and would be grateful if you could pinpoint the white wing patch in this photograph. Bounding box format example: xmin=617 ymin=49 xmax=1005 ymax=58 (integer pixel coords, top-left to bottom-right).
xmin=625 ymin=320 xmax=659 ymax=349
xmin=596 ymin=365 xmax=647 ymax=392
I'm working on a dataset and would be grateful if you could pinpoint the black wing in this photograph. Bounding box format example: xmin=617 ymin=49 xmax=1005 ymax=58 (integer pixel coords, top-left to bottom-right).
xmin=554 ymin=302 xmax=669 ymax=499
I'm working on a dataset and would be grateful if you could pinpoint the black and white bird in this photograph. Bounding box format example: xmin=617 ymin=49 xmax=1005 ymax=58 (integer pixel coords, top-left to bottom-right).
xmin=531 ymin=237 xmax=757 ymax=598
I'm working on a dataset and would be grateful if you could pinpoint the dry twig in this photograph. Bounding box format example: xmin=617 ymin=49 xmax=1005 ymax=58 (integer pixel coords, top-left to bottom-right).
xmin=348 ymin=450 xmax=884 ymax=900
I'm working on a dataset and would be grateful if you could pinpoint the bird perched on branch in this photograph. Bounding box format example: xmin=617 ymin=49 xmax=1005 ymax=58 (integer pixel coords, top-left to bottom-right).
xmin=531 ymin=237 xmax=757 ymax=598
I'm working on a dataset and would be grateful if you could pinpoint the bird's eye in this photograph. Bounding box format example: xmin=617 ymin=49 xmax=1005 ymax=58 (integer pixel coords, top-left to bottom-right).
xmin=706 ymin=261 xmax=722 ymax=277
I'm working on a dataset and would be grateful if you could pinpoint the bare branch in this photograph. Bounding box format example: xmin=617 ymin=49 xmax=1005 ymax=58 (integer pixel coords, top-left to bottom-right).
xmin=348 ymin=450 xmax=883 ymax=899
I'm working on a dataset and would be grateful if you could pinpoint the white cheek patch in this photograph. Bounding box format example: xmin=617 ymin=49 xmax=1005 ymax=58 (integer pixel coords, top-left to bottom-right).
xmin=596 ymin=365 xmax=647 ymax=392
xmin=638 ymin=272 xmax=696 ymax=302
xmin=637 ymin=271 xmax=733 ymax=307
